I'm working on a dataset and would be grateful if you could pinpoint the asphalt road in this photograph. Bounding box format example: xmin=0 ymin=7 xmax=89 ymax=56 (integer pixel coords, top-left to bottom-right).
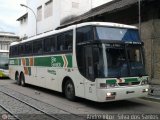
xmin=0 ymin=79 xmax=160 ymax=116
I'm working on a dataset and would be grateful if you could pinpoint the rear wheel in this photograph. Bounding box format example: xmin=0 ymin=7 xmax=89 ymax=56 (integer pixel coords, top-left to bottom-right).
xmin=64 ymin=80 xmax=75 ymax=101
xmin=20 ymin=73 xmax=25 ymax=87
xmin=15 ymin=72 xmax=20 ymax=85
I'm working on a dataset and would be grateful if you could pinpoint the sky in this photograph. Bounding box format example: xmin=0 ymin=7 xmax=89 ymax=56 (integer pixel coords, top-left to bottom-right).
xmin=0 ymin=0 xmax=26 ymax=34
xmin=0 ymin=0 xmax=112 ymax=35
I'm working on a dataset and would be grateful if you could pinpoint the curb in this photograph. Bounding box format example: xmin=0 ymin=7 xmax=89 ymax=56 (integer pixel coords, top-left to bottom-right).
xmin=140 ymin=96 xmax=160 ymax=103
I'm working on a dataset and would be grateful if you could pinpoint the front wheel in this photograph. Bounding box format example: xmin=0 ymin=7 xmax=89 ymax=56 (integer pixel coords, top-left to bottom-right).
xmin=64 ymin=80 xmax=76 ymax=101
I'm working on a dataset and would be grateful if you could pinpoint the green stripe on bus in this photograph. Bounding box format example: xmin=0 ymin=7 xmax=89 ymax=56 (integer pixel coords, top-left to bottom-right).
xmin=124 ymin=78 xmax=138 ymax=83
xmin=106 ymin=79 xmax=117 ymax=84
xmin=66 ymin=55 xmax=72 ymax=68
xmin=9 ymin=59 xmax=19 ymax=65
xmin=9 ymin=55 xmax=73 ymax=68
xmin=34 ymin=57 xmax=51 ymax=67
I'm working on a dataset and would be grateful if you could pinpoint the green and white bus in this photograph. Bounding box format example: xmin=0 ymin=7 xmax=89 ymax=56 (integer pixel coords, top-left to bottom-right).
xmin=9 ymin=22 xmax=149 ymax=102
xmin=0 ymin=50 xmax=9 ymax=78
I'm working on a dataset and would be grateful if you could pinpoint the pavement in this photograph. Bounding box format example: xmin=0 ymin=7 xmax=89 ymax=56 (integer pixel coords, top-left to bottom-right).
xmin=142 ymin=84 xmax=160 ymax=103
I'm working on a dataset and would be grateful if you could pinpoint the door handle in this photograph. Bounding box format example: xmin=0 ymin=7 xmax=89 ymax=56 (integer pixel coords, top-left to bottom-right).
xmin=80 ymin=82 xmax=84 ymax=84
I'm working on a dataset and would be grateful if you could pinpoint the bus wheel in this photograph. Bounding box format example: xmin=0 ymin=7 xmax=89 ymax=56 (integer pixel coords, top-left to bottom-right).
xmin=64 ymin=80 xmax=75 ymax=101
xmin=20 ymin=73 xmax=25 ymax=87
xmin=15 ymin=72 xmax=21 ymax=85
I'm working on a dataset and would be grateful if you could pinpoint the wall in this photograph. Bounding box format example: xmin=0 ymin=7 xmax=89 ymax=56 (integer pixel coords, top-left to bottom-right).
xmin=0 ymin=36 xmax=19 ymax=50
xmin=18 ymin=18 xmax=28 ymax=40
xmin=26 ymin=0 xmax=91 ymax=38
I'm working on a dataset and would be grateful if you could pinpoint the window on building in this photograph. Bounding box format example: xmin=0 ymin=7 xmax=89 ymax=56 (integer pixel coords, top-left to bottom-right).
xmin=37 ymin=6 xmax=42 ymax=21
xmin=45 ymin=0 xmax=53 ymax=18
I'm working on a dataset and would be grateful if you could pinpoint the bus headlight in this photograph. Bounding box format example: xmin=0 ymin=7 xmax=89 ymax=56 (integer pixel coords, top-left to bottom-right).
xmin=106 ymin=92 xmax=116 ymax=100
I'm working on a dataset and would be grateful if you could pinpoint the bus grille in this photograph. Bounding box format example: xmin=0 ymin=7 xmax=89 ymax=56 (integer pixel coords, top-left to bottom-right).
xmin=118 ymin=82 xmax=140 ymax=86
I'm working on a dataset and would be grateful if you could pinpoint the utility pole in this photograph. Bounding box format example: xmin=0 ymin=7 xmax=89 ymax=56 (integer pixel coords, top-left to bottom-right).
xmin=20 ymin=4 xmax=37 ymax=36
xmin=138 ymin=0 xmax=141 ymax=36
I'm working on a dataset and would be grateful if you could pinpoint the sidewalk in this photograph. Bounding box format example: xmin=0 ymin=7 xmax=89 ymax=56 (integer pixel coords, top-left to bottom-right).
xmin=142 ymin=84 xmax=160 ymax=103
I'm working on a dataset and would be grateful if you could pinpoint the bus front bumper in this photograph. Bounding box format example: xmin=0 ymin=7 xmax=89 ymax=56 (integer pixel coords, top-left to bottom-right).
xmin=97 ymin=85 xmax=149 ymax=102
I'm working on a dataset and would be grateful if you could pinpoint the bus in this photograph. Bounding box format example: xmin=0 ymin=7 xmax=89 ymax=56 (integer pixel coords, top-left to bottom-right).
xmin=0 ymin=50 xmax=9 ymax=78
xmin=9 ymin=22 xmax=149 ymax=102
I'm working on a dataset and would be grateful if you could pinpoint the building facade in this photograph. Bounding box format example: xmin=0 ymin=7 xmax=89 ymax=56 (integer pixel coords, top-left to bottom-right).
xmin=17 ymin=13 xmax=28 ymax=40
xmin=25 ymin=0 xmax=92 ymax=38
xmin=0 ymin=32 xmax=19 ymax=50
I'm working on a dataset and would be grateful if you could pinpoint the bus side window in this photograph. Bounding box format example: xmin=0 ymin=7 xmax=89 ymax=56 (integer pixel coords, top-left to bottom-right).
xmin=76 ymin=26 xmax=93 ymax=43
xmin=50 ymin=36 xmax=56 ymax=52
xmin=25 ymin=42 xmax=32 ymax=55
xmin=44 ymin=38 xmax=50 ymax=53
xmin=64 ymin=31 xmax=73 ymax=51
xmin=57 ymin=34 xmax=65 ymax=51
xmin=33 ymin=40 xmax=43 ymax=54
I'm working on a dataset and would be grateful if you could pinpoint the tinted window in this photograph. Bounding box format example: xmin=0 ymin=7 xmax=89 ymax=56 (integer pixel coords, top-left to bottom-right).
xmin=14 ymin=46 xmax=18 ymax=56
xmin=64 ymin=31 xmax=73 ymax=50
xmin=96 ymin=27 xmax=140 ymax=42
xmin=33 ymin=40 xmax=43 ymax=54
xmin=18 ymin=44 xmax=25 ymax=55
xmin=25 ymin=42 xmax=32 ymax=55
xmin=76 ymin=26 xmax=93 ymax=43
xmin=44 ymin=36 xmax=56 ymax=53
xmin=57 ymin=31 xmax=73 ymax=51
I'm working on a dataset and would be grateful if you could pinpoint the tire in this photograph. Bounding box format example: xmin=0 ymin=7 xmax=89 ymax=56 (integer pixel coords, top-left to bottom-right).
xmin=20 ymin=73 xmax=26 ymax=87
xmin=15 ymin=73 xmax=21 ymax=85
xmin=64 ymin=80 xmax=76 ymax=101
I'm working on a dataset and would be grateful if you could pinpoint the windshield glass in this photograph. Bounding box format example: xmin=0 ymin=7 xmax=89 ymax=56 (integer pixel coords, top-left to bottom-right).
xmin=0 ymin=52 xmax=9 ymax=70
xmin=105 ymin=47 xmax=128 ymax=77
xmin=95 ymin=44 xmax=146 ymax=78
xmin=127 ymin=47 xmax=145 ymax=76
xmin=95 ymin=27 xmax=140 ymax=42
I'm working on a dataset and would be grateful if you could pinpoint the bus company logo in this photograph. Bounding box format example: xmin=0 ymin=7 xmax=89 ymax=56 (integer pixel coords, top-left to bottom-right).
xmin=47 ymin=69 xmax=56 ymax=75
xmin=1 ymin=114 xmax=8 ymax=120
xmin=51 ymin=57 xmax=61 ymax=67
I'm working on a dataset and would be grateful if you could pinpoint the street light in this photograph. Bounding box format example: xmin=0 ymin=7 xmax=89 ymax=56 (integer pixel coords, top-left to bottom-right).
xmin=138 ymin=0 xmax=141 ymax=36
xmin=20 ymin=4 xmax=37 ymax=35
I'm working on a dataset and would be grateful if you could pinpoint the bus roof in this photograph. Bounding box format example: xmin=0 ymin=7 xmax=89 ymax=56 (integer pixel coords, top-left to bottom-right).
xmin=10 ymin=22 xmax=138 ymax=46
xmin=0 ymin=50 xmax=9 ymax=53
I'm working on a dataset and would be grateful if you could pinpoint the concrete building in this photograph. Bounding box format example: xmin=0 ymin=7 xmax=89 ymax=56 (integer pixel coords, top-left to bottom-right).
xmin=23 ymin=0 xmax=92 ymax=38
xmin=17 ymin=13 xmax=28 ymax=40
xmin=0 ymin=32 xmax=19 ymax=50
xmin=61 ymin=0 xmax=160 ymax=96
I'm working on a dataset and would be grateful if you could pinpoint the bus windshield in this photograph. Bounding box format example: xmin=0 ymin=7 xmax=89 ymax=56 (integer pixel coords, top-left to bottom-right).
xmin=0 ymin=52 xmax=9 ymax=70
xmin=95 ymin=44 xmax=146 ymax=78
xmin=95 ymin=27 xmax=140 ymax=42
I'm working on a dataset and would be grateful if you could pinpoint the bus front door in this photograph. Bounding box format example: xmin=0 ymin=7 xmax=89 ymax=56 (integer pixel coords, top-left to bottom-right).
xmin=84 ymin=46 xmax=97 ymax=101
